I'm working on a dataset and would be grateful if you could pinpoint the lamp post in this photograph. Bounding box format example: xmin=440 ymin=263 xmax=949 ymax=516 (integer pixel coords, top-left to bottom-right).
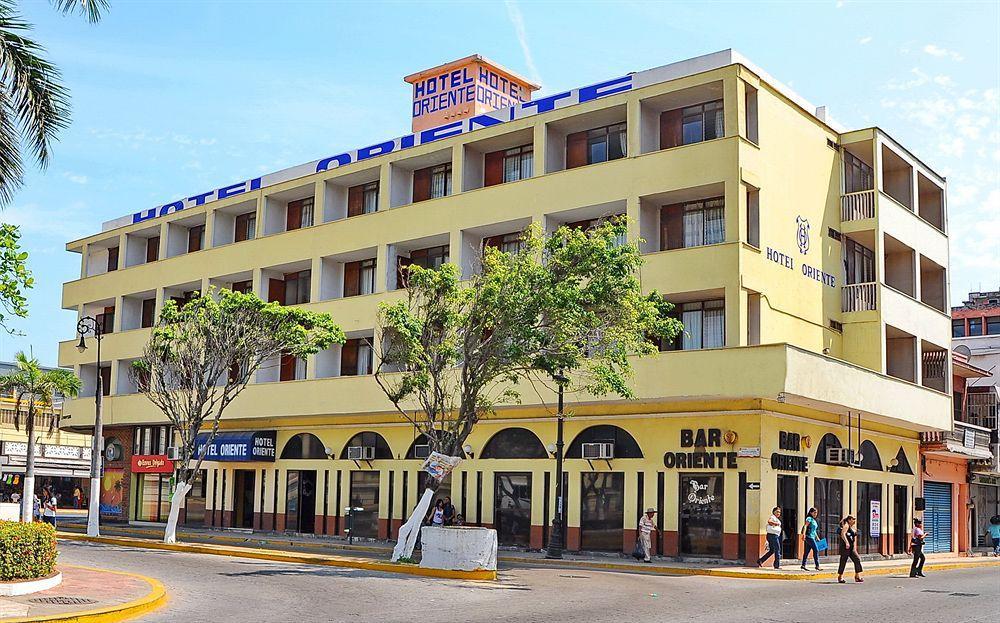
xmin=77 ymin=316 xmax=104 ymax=538
xmin=546 ymin=370 xmax=568 ymax=559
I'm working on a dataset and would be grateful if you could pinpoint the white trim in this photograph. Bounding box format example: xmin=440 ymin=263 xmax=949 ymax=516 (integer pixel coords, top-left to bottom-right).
xmin=0 ymin=571 xmax=62 ymax=596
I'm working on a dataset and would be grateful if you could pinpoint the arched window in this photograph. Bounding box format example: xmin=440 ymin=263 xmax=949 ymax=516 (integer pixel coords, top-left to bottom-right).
xmin=339 ymin=431 xmax=393 ymax=460
xmin=566 ymin=425 xmax=643 ymax=459
xmin=481 ymin=428 xmax=547 ymax=459
xmin=405 ymin=434 xmax=430 ymax=460
xmin=888 ymin=447 xmax=914 ymax=474
xmin=814 ymin=433 xmax=843 ymax=464
xmin=857 ymin=440 xmax=882 ymax=471
xmin=280 ymin=433 xmax=328 ymax=459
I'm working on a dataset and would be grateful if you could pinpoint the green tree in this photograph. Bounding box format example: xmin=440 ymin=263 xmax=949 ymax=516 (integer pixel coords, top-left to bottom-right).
xmin=0 ymin=0 xmax=109 ymax=330
xmin=131 ymin=288 xmax=343 ymax=543
xmin=0 ymin=351 xmax=81 ymax=522
xmin=375 ymin=217 xmax=680 ymax=558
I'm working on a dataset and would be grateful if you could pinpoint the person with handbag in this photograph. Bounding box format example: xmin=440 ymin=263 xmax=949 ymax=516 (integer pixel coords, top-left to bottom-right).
xmin=836 ymin=515 xmax=864 ymax=583
xmin=800 ymin=507 xmax=821 ymax=570
xmin=637 ymin=508 xmax=657 ymax=562
xmin=908 ymin=518 xmax=928 ymax=578
xmin=756 ymin=507 xmax=783 ymax=569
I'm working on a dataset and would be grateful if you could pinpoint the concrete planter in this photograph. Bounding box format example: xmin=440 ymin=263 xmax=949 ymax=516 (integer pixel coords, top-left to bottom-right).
xmin=0 ymin=570 xmax=62 ymax=596
xmin=419 ymin=526 xmax=497 ymax=572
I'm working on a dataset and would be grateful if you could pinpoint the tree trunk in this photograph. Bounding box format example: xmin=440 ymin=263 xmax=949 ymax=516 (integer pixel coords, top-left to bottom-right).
xmin=163 ymin=481 xmax=192 ymax=544
xmin=20 ymin=406 xmax=35 ymax=523
xmin=392 ymin=488 xmax=435 ymax=562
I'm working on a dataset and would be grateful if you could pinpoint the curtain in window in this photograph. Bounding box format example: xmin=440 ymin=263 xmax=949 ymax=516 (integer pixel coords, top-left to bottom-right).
xmin=683 ymin=209 xmax=704 ymax=247
xmin=520 ymin=150 xmax=533 ymax=178
xmin=681 ymin=305 xmax=703 ymax=350
xmin=704 ymin=201 xmax=725 ymax=244
xmin=360 ymin=264 xmax=375 ymax=295
xmin=503 ymin=151 xmax=520 ymax=183
xmin=618 ymin=127 xmax=628 ymax=157
xmin=431 ymin=171 xmax=447 ymax=198
xmin=709 ymin=107 xmax=724 ymax=140
xmin=703 ymin=301 xmax=725 ymax=348
xmin=362 ymin=186 xmax=378 ymax=213
xmin=358 ymin=343 xmax=373 ymax=375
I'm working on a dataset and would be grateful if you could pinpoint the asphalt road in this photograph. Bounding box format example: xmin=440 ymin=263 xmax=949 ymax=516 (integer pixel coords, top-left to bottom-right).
xmin=58 ymin=540 xmax=999 ymax=623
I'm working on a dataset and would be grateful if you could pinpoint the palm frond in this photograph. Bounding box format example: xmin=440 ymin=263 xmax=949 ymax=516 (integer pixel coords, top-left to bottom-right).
xmin=0 ymin=95 xmax=23 ymax=204
xmin=49 ymin=0 xmax=109 ymax=24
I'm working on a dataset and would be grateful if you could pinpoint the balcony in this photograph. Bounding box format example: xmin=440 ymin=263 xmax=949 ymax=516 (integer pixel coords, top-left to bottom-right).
xmin=841 ymin=189 xmax=876 ymax=222
xmin=967 ymin=392 xmax=999 ymax=431
xmin=920 ymin=420 xmax=995 ymax=461
xmin=842 ymin=282 xmax=877 ymax=313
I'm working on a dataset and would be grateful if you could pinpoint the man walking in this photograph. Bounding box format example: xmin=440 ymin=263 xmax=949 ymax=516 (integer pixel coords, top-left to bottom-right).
xmin=756 ymin=507 xmax=783 ymax=569
xmin=638 ymin=507 xmax=657 ymax=562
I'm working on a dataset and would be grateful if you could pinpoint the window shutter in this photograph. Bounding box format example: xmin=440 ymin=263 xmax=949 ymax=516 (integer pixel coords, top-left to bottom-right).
xmin=484 ymin=150 xmax=504 ymax=186
xmin=141 ymin=298 xmax=156 ymax=328
xmin=235 ymin=213 xmax=249 ymax=242
xmin=100 ymin=367 xmax=111 ymax=396
xmin=412 ymin=167 xmax=432 ymax=202
xmin=348 ymin=185 xmax=364 ymax=217
xmin=280 ymin=353 xmax=297 ymax=382
xmin=188 ymin=226 xmax=203 ymax=252
xmin=146 ymin=236 xmax=159 ymax=263
xmin=286 ymin=199 xmax=303 ymax=231
xmin=566 ymin=131 xmax=588 ymax=169
xmin=107 ymin=247 xmax=119 ymax=272
xmin=343 ymin=261 xmax=361 ymax=297
xmin=661 ymin=203 xmax=685 ymax=250
xmin=268 ymin=278 xmax=285 ymax=304
xmin=340 ymin=339 xmax=359 ymax=376
xmin=660 ymin=109 xmax=683 ymax=149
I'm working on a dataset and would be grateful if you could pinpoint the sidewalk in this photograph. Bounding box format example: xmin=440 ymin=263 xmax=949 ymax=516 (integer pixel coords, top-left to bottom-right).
xmin=0 ymin=564 xmax=165 ymax=622
xmin=58 ymin=519 xmax=1000 ymax=581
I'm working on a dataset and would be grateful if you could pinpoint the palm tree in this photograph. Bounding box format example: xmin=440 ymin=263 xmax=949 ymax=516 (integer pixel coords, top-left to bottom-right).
xmin=0 ymin=0 xmax=108 ymax=203
xmin=0 ymin=351 xmax=81 ymax=521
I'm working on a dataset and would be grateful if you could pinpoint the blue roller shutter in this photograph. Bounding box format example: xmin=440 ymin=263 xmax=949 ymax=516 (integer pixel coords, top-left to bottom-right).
xmin=923 ymin=481 xmax=952 ymax=553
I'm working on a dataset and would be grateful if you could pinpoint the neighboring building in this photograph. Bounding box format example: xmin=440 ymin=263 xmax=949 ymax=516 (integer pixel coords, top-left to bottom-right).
xmin=58 ymin=50 xmax=952 ymax=563
xmin=0 ymin=362 xmax=93 ymax=506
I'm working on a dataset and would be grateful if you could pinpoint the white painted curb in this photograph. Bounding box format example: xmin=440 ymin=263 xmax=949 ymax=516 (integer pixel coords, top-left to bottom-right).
xmin=0 ymin=571 xmax=62 ymax=596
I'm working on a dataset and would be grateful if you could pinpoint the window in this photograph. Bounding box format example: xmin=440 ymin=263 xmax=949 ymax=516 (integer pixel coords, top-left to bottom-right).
xmin=564 ymin=217 xmax=626 ymax=247
xmin=187 ymin=225 xmax=205 ymax=253
xmin=286 ymin=197 xmax=314 ymax=231
xmin=107 ymin=246 xmax=119 ymax=272
xmin=133 ymin=425 xmax=169 ymax=456
xmin=844 ymin=152 xmax=874 ymax=194
xmin=660 ymin=300 xmax=725 ymax=351
xmin=140 ymin=298 xmax=156 ymax=329
xmin=969 ymin=317 xmax=983 ymax=335
xmin=348 ymin=182 xmax=380 ymax=216
xmin=987 ymin=316 xmax=1000 ymax=335
xmin=340 ymin=338 xmax=373 ymax=376
xmin=588 ymin=123 xmax=627 ymax=164
xmin=844 ymin=238 xmax=875 ymax=285
xmin=231 ymin=280 xmax=252 ymax=294
xmin=344 ymin=258 xmax=376 ymax=297
xmin=660 ymin=198 xmax=725 ymax=250
xmin=234 ymin=212 xmax=256 ymax=242
xmin=397 ymin=245 xmax=449 ymax=289
xmin=484 ymin=232 xmax=524 ymax=255
xmin=952 ymin=319 xmax=966 ymax=338
xmin=97 ymin=306 xmax=115 ymax=334
xmin=283 ymin=270 xmax=311 ymax=306
xmin=145 ymin=236 xmax=159 ymax=263
xmin=279 ymin=353 xmax=306 ymax=381
xmin=681 ymin=101 xmax=724 ymax=145
xmin=746 ymin=188 xmax=759 ymax=248
xmin=503 ymin=145 xmax=533 ymax=182
xmin=430 ymin=164 xmax=452 ymax=199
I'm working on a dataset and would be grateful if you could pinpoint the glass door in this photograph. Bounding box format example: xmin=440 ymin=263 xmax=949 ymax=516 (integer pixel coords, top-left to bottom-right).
xmin=350 ymin=471 xmax=380 ymax=538
xmin=814 ymin=478 xmax=843 ymax=556
xmin=679 ymin=473 xmax=724 ymax=556
xmin=777 ymin=475 xmax=799 ymax=559
xmin=494 ymin=473 xmax=531 ymax=546
xmin=580 ymin=472 xmax=624 ymax=551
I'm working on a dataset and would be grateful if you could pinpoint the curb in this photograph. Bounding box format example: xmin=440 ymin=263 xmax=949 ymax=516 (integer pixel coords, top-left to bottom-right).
xmin=59 ymin=533 xmax=496 ymax=582
xmin=3 ymin=565 xmax=167 ymax=623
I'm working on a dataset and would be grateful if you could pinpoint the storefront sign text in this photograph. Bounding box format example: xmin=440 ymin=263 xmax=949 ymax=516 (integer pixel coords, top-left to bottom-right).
xmin=870 ymin=500 xmax=881 ymax=537
xmin=770 ymin=453 xmax=808 ymax=472
xmin=195 ymin=430 xmax=277 ymax=462
xmin=131 ymin=454 xmax=174 ymax=474
xmin=666 ymin=428 xmax=738 ymax=469
xmin=778 ymin=431 xmax=801 ymax=451
xmin=685 ymin=479 xmax=716 ymax=505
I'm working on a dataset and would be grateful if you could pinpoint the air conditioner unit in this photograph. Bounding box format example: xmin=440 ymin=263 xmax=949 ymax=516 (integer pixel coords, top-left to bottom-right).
xmin=413 ymin=444 xmax=430 ymax=459
xmin=582 ymin=442 xmax=614 ymax=460
xmin=348 ymin=446 xmax=376 ymax=461
xmin=166 ymin=446 xmax=181 ymax=461
xmin=826 ymin=447 xmax=855 ymax=466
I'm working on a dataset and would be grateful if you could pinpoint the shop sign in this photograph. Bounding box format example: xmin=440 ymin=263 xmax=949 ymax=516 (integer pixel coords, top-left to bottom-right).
xmin=2 ymin=441 xmax=90 ymax=460
xmin=963 ymin=428 xmax=976 ymax=449
xmin=685 ymin=479 xmax=717 ymax=505
xmin=969 ymin=473 xmax=1000 ymax=486
xmin=195 ymin=430 xmax=277 ymax=462
xmin=737 ymin=446 xmax=761 ymax=458
xmin=869 ymin=500 xmax=881 ymax=538
xmin=770 ymin=453 xmax=808 ymax=472
xmin=765 ymin=219 xmax=836 ymax=289
xmin=131 ymin=454 xmax=174 ymax=474
xmin=100 ymin=468 xmax=125 ymax=517
xmin=778 ymin=431 xmax=801 ymax=451
xmin=663 ymin=429 xmax=738 ymax=469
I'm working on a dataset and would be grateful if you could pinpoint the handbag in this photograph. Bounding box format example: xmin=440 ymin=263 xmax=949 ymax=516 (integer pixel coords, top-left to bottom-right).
xmin=632 ymin=537 xmax=645 ymax=560
xmin=815 ymin=538 xmax=829 ymax=552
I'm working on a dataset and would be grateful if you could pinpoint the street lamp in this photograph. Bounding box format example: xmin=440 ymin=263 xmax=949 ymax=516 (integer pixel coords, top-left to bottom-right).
xmin=77 ymin=315 xmax=104 ymax=538
xmin=546 ymin=370 xmax=568 ymax=559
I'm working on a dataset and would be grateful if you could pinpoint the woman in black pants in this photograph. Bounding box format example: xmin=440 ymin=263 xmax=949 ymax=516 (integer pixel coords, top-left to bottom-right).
xmin=837 ymin=515 xmax=864 ymax=583
xmin=908 ymin=518 xmax=927 ymax=578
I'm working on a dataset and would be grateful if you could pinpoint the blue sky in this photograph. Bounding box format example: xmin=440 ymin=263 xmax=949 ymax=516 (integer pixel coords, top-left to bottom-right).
xmin=2 ymin=0 xmax=997 ymax=365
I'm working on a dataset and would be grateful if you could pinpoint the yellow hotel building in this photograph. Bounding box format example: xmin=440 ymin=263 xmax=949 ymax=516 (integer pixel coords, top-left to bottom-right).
xmin=59 ymin=50 xmax=953 ymax=563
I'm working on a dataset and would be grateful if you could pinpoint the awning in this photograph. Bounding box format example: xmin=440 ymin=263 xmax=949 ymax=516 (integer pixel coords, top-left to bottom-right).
xmin=1 ymin=465 xmax=90 ymax=478
xmin=194 ymin=430 xmax=277 ymax=462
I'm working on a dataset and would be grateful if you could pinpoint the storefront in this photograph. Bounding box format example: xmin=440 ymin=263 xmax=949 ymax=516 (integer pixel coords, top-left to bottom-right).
xmin=196 ymin=430 xmax=276 ymax=529
xmin=969 ymin=473 xmax=999 ymax=549
xmin=0 ymin=440 xmax=91 ymax=506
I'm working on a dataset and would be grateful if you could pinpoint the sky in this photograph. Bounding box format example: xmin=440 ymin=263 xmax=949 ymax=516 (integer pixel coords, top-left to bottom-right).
xmin=1 ymin=0 xmax=997 ymax=366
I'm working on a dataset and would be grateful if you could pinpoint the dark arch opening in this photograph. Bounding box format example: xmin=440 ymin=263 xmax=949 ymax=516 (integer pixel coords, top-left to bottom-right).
xmin=405 ymin=434 xmax=429 ymax=460
xmin=888 ymin=447 xmax=913 ymax=474
xmin=858 ymin=440 xmax=883 ymax=471
xmin=280 ymin=433 xmax=328 ymax=459
xmin=481 ymin=427 xmax=547 ymax=459
xmin=566 ymin=425 xmax=643 ymax=459
xmin=814 ymin=433 xmax=843 ymax=464
xmin=339 ymin=431 xmax=393 ymax=460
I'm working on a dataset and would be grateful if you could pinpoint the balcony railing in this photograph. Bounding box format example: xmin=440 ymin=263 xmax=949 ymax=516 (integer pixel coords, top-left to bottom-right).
xmin=842 ymin=282 xmax=877 ymax=312
xmin=921 ymin=420 xmax=993 ymax=449
xmin=967 ymin=393 xmax=999 ymax=431
xmin=841 ymin=189 xmax=876 ymax=222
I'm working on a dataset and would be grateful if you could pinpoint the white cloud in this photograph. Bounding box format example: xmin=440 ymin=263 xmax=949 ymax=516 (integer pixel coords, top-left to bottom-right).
xmin=504 ymin=0 xmax=541 ymax=86
xmin=2 ymin=201 xmax=90 ymax=242
xmin=62 ymin=172 xmax=88 ymax=185
xmin=858 ymin=36 xmax=872 ymax=45
xmin=923 ymin=44 xmax=963 ymax=61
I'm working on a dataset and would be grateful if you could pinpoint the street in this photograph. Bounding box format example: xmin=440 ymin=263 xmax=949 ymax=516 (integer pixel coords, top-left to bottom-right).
xmin=57 ymin=540 xmax=999 ymax=623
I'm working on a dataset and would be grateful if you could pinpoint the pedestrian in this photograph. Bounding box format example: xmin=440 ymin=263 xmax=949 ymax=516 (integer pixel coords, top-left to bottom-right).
xmin=453 ymin=513 xmax=465 ymax=527
xmin=32 ymin=493 xmax=41 ymax=522
xmin=908 ymin=518 xmax=927 ymax=578
xmin=10 ymin=491 xmax=19 ymax=505
xmin=442 ymin=496 xmax=455 ymax=526
xmin=429 ymin=499 xmax=445 ymax=527
xmin=638 ymin=507 xmax=657 ymax=563
xmin=73 ymin=486 xmax=82 ymax=510
xmin=41 ymin=488 xmax=58 ymax=529
xmin=800 ymin=507 xmax=821 ymax=570
xmin=756 ymin=506 xmax=783 ymax=569
xmin=988 ymin=516 xmax=1000 ymax=557
xmin=836 ymin=515 xmax=864 ymax=583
